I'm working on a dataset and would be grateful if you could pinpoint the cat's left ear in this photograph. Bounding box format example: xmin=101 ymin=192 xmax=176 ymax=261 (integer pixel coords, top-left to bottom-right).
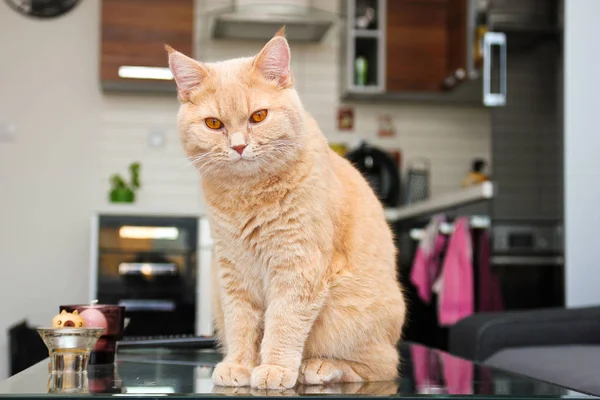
xmin=253 ymin=29 xmax=293 ymax=88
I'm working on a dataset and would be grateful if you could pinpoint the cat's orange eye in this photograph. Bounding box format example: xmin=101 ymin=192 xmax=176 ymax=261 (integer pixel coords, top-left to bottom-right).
xmin=205 ymin=118 xmax=223 ymax=130
xmin=250 ymin=110 xmax=268 ymax=123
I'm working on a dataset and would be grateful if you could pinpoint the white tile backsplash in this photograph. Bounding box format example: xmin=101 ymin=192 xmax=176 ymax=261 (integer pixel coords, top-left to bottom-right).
xmin=99 ymin=94 xmax=204 ymax=212
xmin=99 ymin=1 xmax=491 ymax=211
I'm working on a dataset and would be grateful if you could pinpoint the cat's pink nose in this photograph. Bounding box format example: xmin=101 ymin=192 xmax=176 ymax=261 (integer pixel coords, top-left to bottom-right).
xmin=232 ymin=144 xmax=246 ymax=155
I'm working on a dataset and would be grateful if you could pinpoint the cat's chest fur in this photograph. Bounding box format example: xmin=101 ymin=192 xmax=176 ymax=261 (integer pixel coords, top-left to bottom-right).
xmin=212 ymin=195 xmax=290 ymax=248
xmin=204 ymin=168 xmax=328 ymax=291
xmin=205 ymin=173 xmax=313 ymax=260
xmin=210 ymin=197 xmax=295 ymax=267
xmin=208 ymin=201 xmax=295 ymax=304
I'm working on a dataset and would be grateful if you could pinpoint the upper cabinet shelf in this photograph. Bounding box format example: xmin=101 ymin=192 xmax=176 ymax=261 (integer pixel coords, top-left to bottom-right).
xmin=342 ymin=0 xmax=387 ymax=94
xmin=351 ymin=29 xmax=382 ymax=38
xmin=100 ymin=0 xmax=194 ymax=94
xmin=340 ymin=0 xmax=507 ymax=106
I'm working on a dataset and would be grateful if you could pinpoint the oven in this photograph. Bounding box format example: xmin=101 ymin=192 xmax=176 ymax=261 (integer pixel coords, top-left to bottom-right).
xmin=90 ymin=214 xmax=203 ymax=337
xmin=491 ymin=222 xmax=564 ymax=310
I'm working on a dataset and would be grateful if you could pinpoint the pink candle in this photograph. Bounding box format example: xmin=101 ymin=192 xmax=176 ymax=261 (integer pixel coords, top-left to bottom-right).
xmin=79 ymin=308 xmax=108 ymax=334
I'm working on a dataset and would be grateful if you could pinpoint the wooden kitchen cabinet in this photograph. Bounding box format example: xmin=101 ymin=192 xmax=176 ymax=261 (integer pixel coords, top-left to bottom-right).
xmin=386 ymin=0 xmax=468 ymax=92
xmin=341 ymin=0 xmax=480 ymax=102
xmin=100 ymin=0 xmax=194 ymax=93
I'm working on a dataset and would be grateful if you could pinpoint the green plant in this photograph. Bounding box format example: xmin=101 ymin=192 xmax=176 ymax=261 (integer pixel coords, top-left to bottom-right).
xmin=109 ymin=162 xmax=141 ymax=203
xmin=129 ymin=162 xmax=141 ymax=189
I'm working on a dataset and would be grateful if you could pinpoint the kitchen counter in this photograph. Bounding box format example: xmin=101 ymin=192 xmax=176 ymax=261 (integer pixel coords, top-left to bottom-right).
xmin=0 ymin=342 xmax=592 ymax=399
xmin=384 ymin=182 xmax=494 ymax=222
xmin=95 ymin=204 xmax=205 ymax=217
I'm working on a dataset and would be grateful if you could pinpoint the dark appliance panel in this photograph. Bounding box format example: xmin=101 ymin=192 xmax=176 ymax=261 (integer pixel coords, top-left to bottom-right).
xmin=489 ymin=0 xmax=563 ymax=224
xmin=488 ymin=0 xmax=564 ymax=311
xmin=96 ymin=215 xmax=198 ymax=336
xmin=491 ymin=223 xmax=564 ymax=310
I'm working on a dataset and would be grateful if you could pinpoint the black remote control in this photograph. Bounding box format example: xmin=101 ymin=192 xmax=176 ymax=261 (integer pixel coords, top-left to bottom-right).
xmin=118 ymin=334 xmax=216 ymax=349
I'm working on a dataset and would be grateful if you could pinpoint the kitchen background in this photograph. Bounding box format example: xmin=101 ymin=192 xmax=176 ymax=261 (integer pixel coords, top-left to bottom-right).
xmin=0 ymin=0 xmax=597 ymax=382
xmin=101 ymin=0 xmax=491 ymax=213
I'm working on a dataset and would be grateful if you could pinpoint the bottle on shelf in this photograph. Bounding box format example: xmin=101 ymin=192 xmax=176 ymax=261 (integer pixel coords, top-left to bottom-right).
xmin=355 ymin=56 xmax=368 ymax=86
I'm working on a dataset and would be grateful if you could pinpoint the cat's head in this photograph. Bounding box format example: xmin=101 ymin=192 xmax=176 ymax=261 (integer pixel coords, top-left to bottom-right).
xmin=166 ymin=28 xmax=306 ymax=179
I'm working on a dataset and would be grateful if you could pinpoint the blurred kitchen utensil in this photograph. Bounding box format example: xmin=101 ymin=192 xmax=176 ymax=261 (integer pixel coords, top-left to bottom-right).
xmin=405 ymin=158 xmax=430 ymax=204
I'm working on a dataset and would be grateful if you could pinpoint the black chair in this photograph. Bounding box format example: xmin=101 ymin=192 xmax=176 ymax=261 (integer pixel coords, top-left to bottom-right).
xmin=8 ymin=320 xmax=48 ymax=376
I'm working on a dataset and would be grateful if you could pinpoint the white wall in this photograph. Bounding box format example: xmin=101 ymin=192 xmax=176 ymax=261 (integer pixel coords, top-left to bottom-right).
xmin=0 ymin=1 xmax=101 ymax=379
xmin=99 ymin=95 xmax=203 ymax=212
xmin=0 ymin=0 xmax=491 ymax=379
xmin=564 ymin=0 xmax=600 ymax=307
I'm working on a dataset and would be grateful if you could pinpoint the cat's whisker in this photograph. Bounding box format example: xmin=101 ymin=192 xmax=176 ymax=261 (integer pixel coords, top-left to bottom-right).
xmin=271 ymin=139 xmax=306 ymax=149
xmin=202 ymin=161 xmax=224 ymax=177
xmin=196 ymin=158 xmax=218 ymax=170
xmin=196 ymin=156 xmax=229 ymax=177
xmin=258 ymin=154 xmax=287 ymax=171
xmin=188 ymin=152 xmax=214 ymax=165
xmin=168 ymin=155 xmax=205 ymax=169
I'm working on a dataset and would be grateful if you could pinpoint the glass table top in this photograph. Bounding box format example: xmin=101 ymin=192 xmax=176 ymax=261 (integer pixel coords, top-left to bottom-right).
xmin=0 ymin=342 xmax=595 ymax=399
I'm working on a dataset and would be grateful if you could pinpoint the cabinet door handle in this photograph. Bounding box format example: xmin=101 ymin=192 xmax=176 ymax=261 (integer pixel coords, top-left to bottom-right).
xmin=118 ymin=299 xmax=176 ymax=312
xmin=483 ymin=31 xmax=507 ymax=106
xmin=118 ymin=262 xmax=178 ymax=276
xmin=490 ymin=255 xmax=564 ymax=266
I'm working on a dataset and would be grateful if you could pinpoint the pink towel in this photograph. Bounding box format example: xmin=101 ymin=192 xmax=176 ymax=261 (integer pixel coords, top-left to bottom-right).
xmin=477 ymin=229 xmax=504 ymax=312
xmin=410 ymin=215 xmax=446 ymax=304
xmin=440 ymin=352 xmax=473 ymax=394
xmin=410 ymin=344 xmax=443 ymax=393
xmin=411 ymin=343 xmax=472 ymax=395
xmin=436 ymin=217 xmax=474 ymax=326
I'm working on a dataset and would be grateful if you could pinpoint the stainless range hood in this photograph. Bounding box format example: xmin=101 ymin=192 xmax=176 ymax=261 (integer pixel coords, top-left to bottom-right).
xmin=210 ymin=1 xmax=337 ymax=43
xmin=487 ymin=0 xmax=560 ymax=50
xmin=487 ymin=0 xmax=560 ymax=33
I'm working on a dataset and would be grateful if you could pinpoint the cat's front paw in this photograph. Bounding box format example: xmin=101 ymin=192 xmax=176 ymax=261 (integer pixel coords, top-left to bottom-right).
xmin=212 ymin=362 xmax=252 ymax=387
xmin=298 ymin=358 xmax=344 ymax=385
xmin=250 ymin=364 xmax=298 ymax=389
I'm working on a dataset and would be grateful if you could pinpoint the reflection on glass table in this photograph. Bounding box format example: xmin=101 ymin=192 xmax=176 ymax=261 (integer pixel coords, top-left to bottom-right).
xmin=0 ymin=342 xmax=596 ymax=398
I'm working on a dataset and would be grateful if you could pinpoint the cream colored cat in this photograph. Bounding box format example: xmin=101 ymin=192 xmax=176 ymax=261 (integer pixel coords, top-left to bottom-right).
xmin=166 ymin=28 xmax=406 ymax=390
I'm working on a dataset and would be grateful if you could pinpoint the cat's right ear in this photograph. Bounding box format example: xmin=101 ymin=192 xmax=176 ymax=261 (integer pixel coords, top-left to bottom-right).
xmin=165 ymin=45 xmax=208 ymax=102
